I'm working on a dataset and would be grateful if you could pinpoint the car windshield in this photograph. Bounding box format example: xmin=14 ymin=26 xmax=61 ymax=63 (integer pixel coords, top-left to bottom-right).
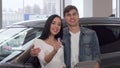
xmin=0 ymin=28 xmax=26 ymax=45
xmin=0 ymin=28 xmax=42 ymax=61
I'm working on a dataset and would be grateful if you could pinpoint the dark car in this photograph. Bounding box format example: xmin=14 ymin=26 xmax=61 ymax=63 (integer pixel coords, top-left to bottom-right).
xmin=79 ymin=17 xmax=120 ymax=68
xmin=0 ymin=17 xmax=120 ymax=68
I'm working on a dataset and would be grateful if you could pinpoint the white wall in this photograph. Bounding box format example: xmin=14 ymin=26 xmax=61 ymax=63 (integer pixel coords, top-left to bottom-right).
xmin=93 ymin=0 xmax=112 ymax=17
xmin=83 ymin=0 xmax=112 ymax=17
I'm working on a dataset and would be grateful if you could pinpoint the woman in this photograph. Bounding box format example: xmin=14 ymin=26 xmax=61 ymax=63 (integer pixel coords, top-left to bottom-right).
xmin=33 ymin=14 xmax=65 ymax=68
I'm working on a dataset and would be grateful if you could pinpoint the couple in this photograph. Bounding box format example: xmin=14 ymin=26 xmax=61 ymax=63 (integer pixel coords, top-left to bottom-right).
xmin=32 ymin=5 xmax=100 ymax=68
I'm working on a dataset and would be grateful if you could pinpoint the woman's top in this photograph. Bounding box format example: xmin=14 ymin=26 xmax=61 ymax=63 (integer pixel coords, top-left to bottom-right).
xmin=33 ymin=38 xmax=65 ymax=68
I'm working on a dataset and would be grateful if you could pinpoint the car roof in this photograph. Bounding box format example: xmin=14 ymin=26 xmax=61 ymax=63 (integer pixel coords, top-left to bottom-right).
xmin=8 ymin=17 xmax=120 ymax=28
xmin=8 ymin=19 xmax=46 ymax=28
xmin=79 ymin=17 xmax=120 ymax=26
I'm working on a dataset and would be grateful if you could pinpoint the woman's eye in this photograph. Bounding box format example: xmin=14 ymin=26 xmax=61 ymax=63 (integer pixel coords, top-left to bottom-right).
xmin=58 ymin=23 xmax=61 ymax=26
xmin=52 ymin=21 xmax=55 ymax=24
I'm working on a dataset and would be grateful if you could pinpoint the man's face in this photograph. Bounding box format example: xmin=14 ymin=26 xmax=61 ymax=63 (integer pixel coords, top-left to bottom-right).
xmin=64 ymin=9 xmax=79 ymax=27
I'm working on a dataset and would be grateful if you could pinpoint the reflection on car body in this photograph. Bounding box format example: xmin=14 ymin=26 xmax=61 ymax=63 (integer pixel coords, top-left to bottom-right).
xmin=0 ymin=17 xmax=120 ymax=68
xmin=0 ymin=21 xmax=43 ymax=62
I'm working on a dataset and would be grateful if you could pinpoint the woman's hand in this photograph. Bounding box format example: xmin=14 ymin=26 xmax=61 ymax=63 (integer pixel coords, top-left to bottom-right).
xmin=95 ymin=62 xmax=100 ymax=68
xmin=30 ymin=44 xmax=41 ymax=57
xmin=53 ymin=41 xmax=61 ymax=52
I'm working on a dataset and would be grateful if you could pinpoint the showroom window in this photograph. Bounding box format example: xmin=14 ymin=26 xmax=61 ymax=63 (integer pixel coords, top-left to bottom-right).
xmin=112 ymin=0 xmax=120 ymax=17
xmin=112 ymin=0 xmax=117 ymax=17
xmin=2 ymin=0 xmax=61 ymax=28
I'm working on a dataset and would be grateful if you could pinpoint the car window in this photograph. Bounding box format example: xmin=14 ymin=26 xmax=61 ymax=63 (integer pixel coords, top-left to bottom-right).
xmin=85 ymin=25 xmax=120 ymax=53
xmin=22 ymin=28 xmax=42 ymax=45
xmin=0 ymin=28 xmax=42 ymax=61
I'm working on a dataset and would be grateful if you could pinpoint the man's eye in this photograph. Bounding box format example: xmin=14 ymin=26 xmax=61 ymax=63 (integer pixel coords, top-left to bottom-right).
xmin=73 ymin=13 xmax=77 ymax=16
xmin=66 ymin=14 xmax=71 ymax=16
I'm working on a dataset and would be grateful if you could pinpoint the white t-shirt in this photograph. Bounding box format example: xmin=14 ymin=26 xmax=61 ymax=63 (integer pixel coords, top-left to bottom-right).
xmin=33 ymin=38 xmax=65 ymax=68
xmin=70 ymin=31 xmax=80 ymax=68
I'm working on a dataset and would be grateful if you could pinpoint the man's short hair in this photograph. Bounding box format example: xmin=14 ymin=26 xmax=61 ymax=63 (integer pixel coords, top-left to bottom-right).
xmin=63 ymin=5 xmax=78 ymax=17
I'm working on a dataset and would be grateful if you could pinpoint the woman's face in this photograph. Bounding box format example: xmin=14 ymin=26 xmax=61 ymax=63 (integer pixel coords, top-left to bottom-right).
xmin=50 ymin=17 xmax=61 ymax=36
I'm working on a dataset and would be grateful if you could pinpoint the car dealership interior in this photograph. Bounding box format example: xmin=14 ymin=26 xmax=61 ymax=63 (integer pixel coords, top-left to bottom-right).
xmin=0 ymin=0 xmax=120 ymax=68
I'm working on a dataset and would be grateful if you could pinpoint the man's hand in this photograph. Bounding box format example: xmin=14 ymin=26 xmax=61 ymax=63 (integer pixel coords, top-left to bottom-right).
xmin=30 ymin=45 xmax=41 ymax=57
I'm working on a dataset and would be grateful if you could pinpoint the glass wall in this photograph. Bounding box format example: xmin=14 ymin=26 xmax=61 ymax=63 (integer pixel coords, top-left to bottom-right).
xmin=2 ymin=0 xmax=120 ymax=28
xmin=112 ymin=0 xmax=116 ymax=17
xmin=2 ymin=0 xmax=61 ymax=28
xmin=112 ymin=0 xmax=120 ymax=17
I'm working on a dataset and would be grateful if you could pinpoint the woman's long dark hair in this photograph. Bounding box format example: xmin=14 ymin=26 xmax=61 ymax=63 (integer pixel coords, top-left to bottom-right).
xmin=39 ymin=14 xmax=63 ymax=40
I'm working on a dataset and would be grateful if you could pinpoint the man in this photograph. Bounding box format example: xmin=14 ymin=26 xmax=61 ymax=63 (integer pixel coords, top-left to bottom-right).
xmin=62 ymin=5 xmax=100 ymax=68
xmin=31 ymin=5 xmax=100 ymax=68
